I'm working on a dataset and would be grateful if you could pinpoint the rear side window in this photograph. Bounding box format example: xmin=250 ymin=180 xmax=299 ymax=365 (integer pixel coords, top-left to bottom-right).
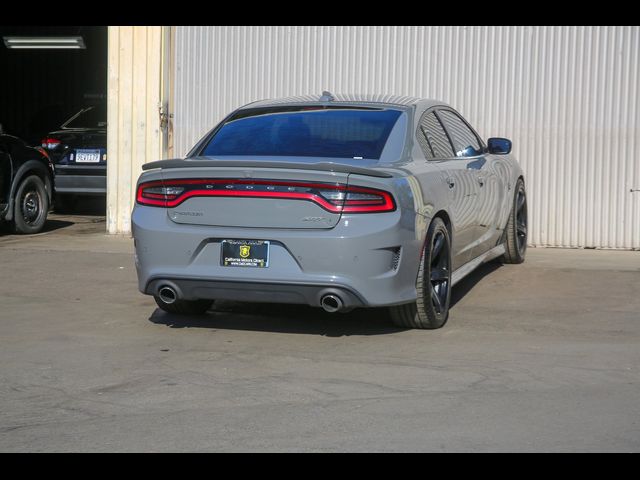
xmin=418 ymin=111 xmax=455 ymax=159
xmin=437 ymin=110 xmax=482 ymax=158
xmin=200 ymin=107 xmax=403 ymax=160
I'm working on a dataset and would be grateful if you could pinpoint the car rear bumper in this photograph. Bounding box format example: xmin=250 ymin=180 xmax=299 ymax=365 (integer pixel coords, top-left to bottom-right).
xmin=145 ymin=278 xmax=366 ymax=308
xmin=132 ymin=205 xmax=425 ymax=308
xmin=54 ymin=165 xmax=106 ymax=194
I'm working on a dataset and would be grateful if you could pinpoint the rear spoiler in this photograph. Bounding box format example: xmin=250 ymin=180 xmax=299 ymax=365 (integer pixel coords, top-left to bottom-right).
xmin=142 ymin=158 xmax=393 ymax=179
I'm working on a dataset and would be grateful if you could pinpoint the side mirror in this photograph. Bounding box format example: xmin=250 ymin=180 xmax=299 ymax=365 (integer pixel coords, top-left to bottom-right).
xmin=487 ymin=137 xmax=512 ymax=155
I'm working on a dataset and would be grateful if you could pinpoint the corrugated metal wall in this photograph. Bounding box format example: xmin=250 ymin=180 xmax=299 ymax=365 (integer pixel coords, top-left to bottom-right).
xmin=172 ymin=26 xmax=640 ymax=249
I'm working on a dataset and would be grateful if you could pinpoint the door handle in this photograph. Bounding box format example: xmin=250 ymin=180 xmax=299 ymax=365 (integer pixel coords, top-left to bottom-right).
xmin=446 ymin=177 xmax=455 ymax=189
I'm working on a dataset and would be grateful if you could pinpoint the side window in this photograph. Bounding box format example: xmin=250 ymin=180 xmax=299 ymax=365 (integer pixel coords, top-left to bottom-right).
xmin=437 ymin=110 xmax=483 ymax=158
xmin=415 ymin=116 xmax=434 ymax=159
xmin=417 ymin=111 xmax=455 ymax=159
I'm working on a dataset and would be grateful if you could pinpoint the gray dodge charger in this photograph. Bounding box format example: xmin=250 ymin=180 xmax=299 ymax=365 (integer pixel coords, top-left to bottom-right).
xmin=132 ymin=93 xmax=527 ymax=329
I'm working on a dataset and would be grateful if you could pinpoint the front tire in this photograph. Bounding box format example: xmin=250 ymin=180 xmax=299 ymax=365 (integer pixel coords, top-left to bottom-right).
xmin=154 ymin=296 xmax=213 ymax=315
xmin=389 ymin=217 xmax=452 ymax=329
xmin=502 ymin=178 xmax=527 ymax=264
xmin=12 ymin=175 xmax=49 ymax=234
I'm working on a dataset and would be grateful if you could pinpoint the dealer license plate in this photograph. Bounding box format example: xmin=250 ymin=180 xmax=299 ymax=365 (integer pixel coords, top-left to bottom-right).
xmin=221 ymin=240 xmax=270 ymax=268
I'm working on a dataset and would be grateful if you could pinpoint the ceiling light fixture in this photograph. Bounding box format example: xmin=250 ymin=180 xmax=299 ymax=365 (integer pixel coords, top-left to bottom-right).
xmin=3 ymin=36 xmax=86 ymax=49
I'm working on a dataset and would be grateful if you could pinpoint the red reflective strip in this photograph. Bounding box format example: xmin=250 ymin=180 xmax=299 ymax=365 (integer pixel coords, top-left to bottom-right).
xmin=136 ymin=179 xmax=396 ymax=213
xmin=143 ymin=192 xmax=177 ymax=200
xmin=164 ymin=189 xmax=341 ymax=212
xmin=343 ymin=200 xmax=384 ymax=205
xmin=137 ymin=182 xmax=167 ymax=206
xmin=36 ymin=147 xmax=50 ymax=160
xmin=342 ymin=191 xmax=395 ymax=212
xmin=154 ymin=178 xmax=347 ymax=190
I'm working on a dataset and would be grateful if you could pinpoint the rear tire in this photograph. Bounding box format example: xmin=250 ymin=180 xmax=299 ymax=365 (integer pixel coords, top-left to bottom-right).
xmin=502 ymin=178 xmax=527 ymax=264
xmin=154 ymin=296 xmax=213 ymax=315
xmin=12 ymin=175 xmax=49 ymax=234
xmin=389 ymin=217 xmax=452 ymax=329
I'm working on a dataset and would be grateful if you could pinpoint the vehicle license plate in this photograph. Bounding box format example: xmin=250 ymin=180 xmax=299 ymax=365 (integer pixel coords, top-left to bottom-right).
xmin=75 ymin=149 xmax=101 ymax=163
xmin=221 ymin=240 xmax=270 ymax=268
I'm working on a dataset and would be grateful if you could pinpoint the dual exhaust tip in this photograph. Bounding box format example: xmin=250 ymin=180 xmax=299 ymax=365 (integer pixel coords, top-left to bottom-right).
xmin=158 ymin=286 xmax=177 ymax=305
xmin=319 ymin=294 xmax=344 ymax=313
xmin=157 ymin=285 xmax=347 ymax=313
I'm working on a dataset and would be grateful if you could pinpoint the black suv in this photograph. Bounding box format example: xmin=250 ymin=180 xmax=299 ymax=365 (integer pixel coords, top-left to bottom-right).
xmin=0 ymin=134 xmax=54 ymax=234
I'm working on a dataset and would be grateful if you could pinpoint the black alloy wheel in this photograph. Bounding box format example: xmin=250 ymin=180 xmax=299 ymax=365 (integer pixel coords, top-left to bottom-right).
xmin=503 ymin=178 xmax=527 ymax=264
xmin=389 ymin=217 xmax=452 ymax=329
xmin=429 ymin=229 xmax=451 ymax=316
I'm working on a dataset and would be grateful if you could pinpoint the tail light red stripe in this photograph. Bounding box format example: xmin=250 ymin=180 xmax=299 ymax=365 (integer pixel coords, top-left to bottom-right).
xmin=136 ymin=178 xmax=395 ymax=213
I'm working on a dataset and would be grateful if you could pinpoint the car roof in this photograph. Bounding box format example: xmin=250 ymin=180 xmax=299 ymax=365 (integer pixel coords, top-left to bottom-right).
xmin=242 ymin=93 xmax=447 ymax=110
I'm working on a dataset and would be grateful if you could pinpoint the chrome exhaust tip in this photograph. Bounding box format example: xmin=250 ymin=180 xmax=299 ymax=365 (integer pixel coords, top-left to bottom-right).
xmin=320 ymin=294 xmax=343 ymax=313
xmin=158 ymin=286 xmax=178 ymax=305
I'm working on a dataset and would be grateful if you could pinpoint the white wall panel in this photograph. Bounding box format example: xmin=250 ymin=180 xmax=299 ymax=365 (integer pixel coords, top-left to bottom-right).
xmin=107 ymin=26 xmax=170 ymax=234
xmin=173 ymin=26 xmax=640 ymax=249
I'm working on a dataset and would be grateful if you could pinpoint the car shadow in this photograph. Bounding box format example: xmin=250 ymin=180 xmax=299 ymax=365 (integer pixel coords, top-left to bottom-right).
xmin=54 ymin=196 xmax=106 ymax=216
xmin=449 ymin=260 xmax=502 ymax=309
xmin=0 ymin=216 xmax=100 ymax=237
xmin=149 ymin=301 xmax=408 ymax=337
xmin=39 ymin=218 xmax=75 ymax=233
xmin=0 ymin=218 xmax=72 ymax=236
xmin=148 ymin=261 xmax=502 ymax=336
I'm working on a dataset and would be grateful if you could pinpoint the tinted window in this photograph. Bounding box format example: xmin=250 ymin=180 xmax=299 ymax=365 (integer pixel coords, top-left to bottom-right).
xmin=416 ymin=115 xmax=434 ymax=159
xmin=419 ymin=111 xmax=455 ymax=158
xmin=201 ymin=107 xmax=403 ymax=159
xmin=438 ymin=110 xmax=482 ymax=158
xmin=63 ymin=106 xmax=107 ymax=129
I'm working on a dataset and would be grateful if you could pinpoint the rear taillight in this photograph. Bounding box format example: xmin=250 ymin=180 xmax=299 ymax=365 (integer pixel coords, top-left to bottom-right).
xmin=41 ymin=137 xmax=61 ymax=150
xmin=136 ymin=179 xmax=395 ymax=213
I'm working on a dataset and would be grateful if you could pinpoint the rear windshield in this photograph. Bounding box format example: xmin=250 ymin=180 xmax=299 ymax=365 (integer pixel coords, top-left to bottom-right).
xmin=200 ymin=106 xmax=403 ymax=159
xmin=63 ymin=106 xmax=107 ymax=129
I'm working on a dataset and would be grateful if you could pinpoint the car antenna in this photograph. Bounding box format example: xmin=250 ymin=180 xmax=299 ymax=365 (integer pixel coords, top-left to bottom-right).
xmin=319 ymin=90 xmax=335 ymax=102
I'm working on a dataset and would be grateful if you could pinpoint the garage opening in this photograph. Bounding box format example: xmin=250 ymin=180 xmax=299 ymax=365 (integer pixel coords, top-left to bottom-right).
xmin=0 ymin=26 xmax=107 ymax=233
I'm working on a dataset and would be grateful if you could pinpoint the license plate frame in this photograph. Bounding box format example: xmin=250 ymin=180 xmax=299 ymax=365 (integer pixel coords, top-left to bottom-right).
xmin=221 ymin=239 xmax=270 ymax=268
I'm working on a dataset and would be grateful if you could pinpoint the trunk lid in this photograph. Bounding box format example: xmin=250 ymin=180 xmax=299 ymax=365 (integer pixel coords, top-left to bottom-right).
xmin=144 ymin=158 xmax=392 ymax=229
xmin=161 ymin=164 xmax=348 ymax=229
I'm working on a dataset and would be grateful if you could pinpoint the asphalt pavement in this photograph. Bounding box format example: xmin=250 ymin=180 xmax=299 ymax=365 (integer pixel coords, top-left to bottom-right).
xmin=0 ymin=210 xmax=639 ymax=452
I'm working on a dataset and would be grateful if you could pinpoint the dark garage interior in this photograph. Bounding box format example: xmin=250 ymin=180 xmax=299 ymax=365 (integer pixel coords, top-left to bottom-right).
xmin=0 ymin=26 xmax=108 ymax=216
xmin=0 ymin=26 xmax=107 ymax=143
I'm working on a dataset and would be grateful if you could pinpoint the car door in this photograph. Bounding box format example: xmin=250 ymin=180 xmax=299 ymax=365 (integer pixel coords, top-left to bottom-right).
xmin=416 ymin=109 xmax=478 ymax=270
xmin=436 ymin=109 xmax=502 ymax=260
xmin=476 ymin=150 xmax=508 ymax=253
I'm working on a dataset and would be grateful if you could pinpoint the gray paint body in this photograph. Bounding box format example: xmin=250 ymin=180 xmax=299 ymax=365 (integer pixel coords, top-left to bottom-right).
xmin=132 ymin=96 xmax=523 ymax=308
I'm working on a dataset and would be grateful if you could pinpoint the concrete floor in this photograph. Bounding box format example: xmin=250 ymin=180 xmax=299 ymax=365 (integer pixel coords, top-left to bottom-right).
xmin=0 ymin=212 xmax=639 ymax=452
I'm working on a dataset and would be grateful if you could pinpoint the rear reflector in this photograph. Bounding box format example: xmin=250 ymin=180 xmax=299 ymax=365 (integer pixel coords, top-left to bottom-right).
xmin=136 ymin=179 xmax=395 ymax=213
xmin=36 ymin=146 xmax=50 ymax=160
